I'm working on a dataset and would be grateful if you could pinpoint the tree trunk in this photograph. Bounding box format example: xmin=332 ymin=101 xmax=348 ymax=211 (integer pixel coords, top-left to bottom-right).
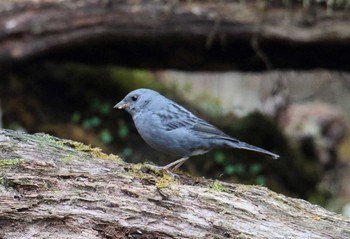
xmin=0 ymin=128 xmax=349 ymax=238
xmin=0 ymin=0 xmax=349 ymax=71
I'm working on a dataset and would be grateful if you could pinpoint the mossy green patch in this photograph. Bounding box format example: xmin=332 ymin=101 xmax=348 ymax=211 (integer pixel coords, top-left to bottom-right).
xmin=90 ymin=148 xmax=121 ymax=161
xmin=155 ymin=174 xmax=176 ymax=189
xmin=0 ymin=159 xmax=22 ymax=168
xmin=118 ymin=163 xmax=145 ymax=178
xmin=209 ymin=180 xmax=229 ymax=193
xmin=39 ymin=133 xmax=60 ymax=144
xmin=62 ymin=139 xmax=91 ymax=151
xmin=0 ymin=159 xmax=23 ymax=185
xmin=62 ymin=139 xmax=122 ymax=161
xmin=128 ymin=163 xmax=144 ymax=172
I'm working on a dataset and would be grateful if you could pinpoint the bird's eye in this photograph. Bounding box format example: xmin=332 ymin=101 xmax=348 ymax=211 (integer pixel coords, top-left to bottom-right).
xmin=131 ymin=95 xmax=138 ymax=101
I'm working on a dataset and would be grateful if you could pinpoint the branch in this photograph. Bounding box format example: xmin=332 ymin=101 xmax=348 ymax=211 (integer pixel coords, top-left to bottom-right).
xmin=0 ymin=0 xmax=349 ymax=71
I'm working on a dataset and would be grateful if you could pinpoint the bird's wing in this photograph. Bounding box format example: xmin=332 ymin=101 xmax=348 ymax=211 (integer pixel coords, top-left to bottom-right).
xmin=156 ymin=103 xmax=198 ymax=131
xmin=157 ymin=102 xmax=239 ymax=142
xmin=192 ymin=120 xmax=227 ymax=137
xmin=191 ymin=120 xmax=240 ymax=143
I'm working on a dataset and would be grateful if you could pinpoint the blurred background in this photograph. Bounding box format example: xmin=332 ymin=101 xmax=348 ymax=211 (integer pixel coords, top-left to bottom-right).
xmin=1 ymin=0 xmax=349 ymax=216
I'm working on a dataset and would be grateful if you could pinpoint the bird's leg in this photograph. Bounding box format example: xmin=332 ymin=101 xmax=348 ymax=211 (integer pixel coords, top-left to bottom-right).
xmin=144 ymin=157 xmax=189 ymax=178
xmin=171 ymin=157 xmax=189 ymax=170
xmin=143 ymin=164 xmax=178 ymax=179
xmin=162 ymin=157 xmax=189 ymax=171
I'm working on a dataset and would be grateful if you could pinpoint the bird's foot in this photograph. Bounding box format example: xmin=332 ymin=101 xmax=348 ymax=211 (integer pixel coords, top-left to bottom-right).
xmin=161 ymin=157 xmax=189 ymax=171
xmin=144 ymin=164 xmax=167 ymax=171
xmin=144 ymin=157 xmax=189 ymax=178
xmin=144 ymin=164 xmax=179 ymax=179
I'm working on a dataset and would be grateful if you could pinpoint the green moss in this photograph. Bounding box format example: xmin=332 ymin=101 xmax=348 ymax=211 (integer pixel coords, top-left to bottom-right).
xmin=114 ymin=163 xmax=149 ymax=180
xmin=128 ymin=163 xmax=144 ymax=172
xmin=0 ymin=159 xmax=22 ymax=167
xmin=62 ymin=139 xmax=122 ymax=161
xmin=155 ymin=174 xmax=176 ymax=189
xmin=36 ymin=133 xmax=121 ymax=162
xmin=61 ymin=155 xmax=78 ymax=162
xmin=62 ymin=139 xmax=90 ymax=150
xmin=124 ymin=164 xmax=145 ymax=178
xmin=93 ymin=151 xmax=121 ymax=161
xmin=209 ymin=180 xmax=229 ymax=193
xmin=120 ymin=163 xmax=177 ymax=189
xmin=40 ymin=133 xmax=60 ymax=144
xmin=0 ymin=159 xmax=23 ymax=185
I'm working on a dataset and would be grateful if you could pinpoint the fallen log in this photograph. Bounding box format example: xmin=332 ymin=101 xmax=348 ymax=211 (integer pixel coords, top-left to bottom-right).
xmin=0 ymin=128 xmax=349 ymax=238
xmin=0 ymin=0 xmax=349 ymax=71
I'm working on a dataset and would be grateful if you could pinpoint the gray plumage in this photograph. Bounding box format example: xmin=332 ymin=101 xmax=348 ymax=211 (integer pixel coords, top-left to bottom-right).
xmin=114 ymin=88 xmax=279 ymax=170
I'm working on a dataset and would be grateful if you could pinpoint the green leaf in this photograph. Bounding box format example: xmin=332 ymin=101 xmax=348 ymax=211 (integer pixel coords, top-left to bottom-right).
xmin=225 ymin=163 xmax=245 ymax=176
xmin=82 ymin=119 xmax=92 ymax=129
xmin=71 ymin=112 xmax=81 ymax=123
xmin=90 ymin=117 xmax=101 ymax=127
xmin=121 ymin=147 xmax=133 ymax=158
xmin=82 ymin=117 xmax=101 ymax=129
xmin=250 ymin=163 xmax=262 ymax=175
xmin=118 ymin=125 xmax=129 ymax=138
xmin=214 ymin=151 xmax=226 ymax=164
xmin=236 ymin=163 xmax=245 ymax=175
xmin=100 ymin=129 xmax=113 ymax=144
xmin=99 ymin=102 xmax=111 ymax=115
xmin=256 ymin=175 xmax=266 ymax=186
xmin=224 ymin=164 xmax=236 ymax=175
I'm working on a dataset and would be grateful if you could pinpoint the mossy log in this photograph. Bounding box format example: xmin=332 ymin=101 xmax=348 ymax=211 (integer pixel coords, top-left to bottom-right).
xmin=0 ymin=129 xmax=349 ymax=238
xmin=0 ymin=0 xmax=349 ymax=71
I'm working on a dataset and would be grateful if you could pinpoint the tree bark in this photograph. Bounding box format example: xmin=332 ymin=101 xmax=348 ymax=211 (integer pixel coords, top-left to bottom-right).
xmin=0 ymin=128 xmax=349 ymax=238
xmin=0 ymin=0 xmax=349 ymax=71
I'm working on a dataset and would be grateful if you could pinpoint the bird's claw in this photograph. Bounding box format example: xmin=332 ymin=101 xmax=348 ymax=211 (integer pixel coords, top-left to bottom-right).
xmin=144 ymin=164 xmax=180 ymax=179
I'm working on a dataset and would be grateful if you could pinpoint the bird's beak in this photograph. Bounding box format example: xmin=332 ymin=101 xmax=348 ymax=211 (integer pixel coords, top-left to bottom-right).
xmin=114 ymin=101 xmax=129 ymax=110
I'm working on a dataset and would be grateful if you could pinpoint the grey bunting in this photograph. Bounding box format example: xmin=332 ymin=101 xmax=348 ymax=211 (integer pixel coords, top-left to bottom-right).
xmin=114 ymin=88 xmax=279 ymax=170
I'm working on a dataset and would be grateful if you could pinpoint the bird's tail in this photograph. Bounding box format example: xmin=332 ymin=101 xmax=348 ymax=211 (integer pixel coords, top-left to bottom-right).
xmin=226 ymin=139 xmax=279 ymax=159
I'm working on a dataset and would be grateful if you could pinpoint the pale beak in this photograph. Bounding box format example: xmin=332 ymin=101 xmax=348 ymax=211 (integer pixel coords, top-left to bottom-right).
xmin=114 ymin=101 xmax=129 ymax=110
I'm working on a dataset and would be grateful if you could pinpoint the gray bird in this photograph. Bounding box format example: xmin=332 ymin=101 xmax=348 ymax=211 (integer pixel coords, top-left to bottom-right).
xmin=114 ymin=88 xmax=279 ymax=170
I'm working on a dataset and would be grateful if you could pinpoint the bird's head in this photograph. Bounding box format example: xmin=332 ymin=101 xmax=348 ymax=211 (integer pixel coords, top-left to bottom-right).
xmin=114 ymin=88 xmax=160 ymax=116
